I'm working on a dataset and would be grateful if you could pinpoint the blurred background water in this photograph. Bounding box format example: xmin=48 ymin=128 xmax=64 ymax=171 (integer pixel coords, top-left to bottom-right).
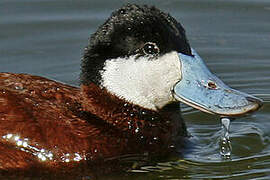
xmin=1 ymin=0 xmax=270 ymax=179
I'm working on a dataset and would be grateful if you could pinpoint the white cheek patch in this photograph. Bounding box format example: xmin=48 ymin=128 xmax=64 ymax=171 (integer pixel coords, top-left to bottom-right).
xmin=100 ymin=51 xmax=182 ymax=111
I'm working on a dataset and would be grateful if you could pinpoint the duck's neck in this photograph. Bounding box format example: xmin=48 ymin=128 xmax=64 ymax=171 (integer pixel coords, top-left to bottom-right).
xmin=80 ymin=83 xmax=187 ymax=148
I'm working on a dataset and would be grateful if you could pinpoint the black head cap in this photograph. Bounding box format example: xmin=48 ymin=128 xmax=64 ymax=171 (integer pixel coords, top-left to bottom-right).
xmin=81 ymin=4 xmax=192 ymax=85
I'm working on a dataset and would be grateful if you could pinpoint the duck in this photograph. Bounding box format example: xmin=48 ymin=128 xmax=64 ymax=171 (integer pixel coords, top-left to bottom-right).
xmin=0 ymin=4 xmax=262 ymax=178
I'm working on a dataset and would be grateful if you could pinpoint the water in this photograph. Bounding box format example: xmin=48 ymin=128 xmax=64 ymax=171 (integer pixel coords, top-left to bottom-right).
xmin=219 ymin=117 xmax=232 ymax=158
xmin=1 ymin=0 xmax=270 ymax=179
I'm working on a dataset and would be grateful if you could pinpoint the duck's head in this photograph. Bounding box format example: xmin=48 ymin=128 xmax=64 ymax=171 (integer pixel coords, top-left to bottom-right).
xmin=81 ymin=4 xmax=262 ymax=116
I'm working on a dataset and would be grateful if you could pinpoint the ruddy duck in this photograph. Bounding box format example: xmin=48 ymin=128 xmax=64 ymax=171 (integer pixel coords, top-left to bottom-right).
xmin=0 ymin=4 xmax=262 ymax=178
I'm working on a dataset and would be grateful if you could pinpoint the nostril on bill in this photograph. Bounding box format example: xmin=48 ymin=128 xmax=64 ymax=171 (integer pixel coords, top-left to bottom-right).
xmin=207 ymin=81 xmax=217 ymax=89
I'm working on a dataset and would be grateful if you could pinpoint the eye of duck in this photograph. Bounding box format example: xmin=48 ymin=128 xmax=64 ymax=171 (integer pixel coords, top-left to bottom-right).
xmin=0 ymin=3 xmax=262 ymax=178
xmin=142 ymin=42 xmax=160 ymax=56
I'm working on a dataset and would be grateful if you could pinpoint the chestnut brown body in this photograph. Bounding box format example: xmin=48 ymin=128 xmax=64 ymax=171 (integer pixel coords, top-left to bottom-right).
xmin=0 ymin=73 xmax=186 ymax=177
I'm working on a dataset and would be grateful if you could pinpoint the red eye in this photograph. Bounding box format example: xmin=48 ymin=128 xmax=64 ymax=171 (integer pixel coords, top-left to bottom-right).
xmin=142 ymin=42 xmax=159 ymax=55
